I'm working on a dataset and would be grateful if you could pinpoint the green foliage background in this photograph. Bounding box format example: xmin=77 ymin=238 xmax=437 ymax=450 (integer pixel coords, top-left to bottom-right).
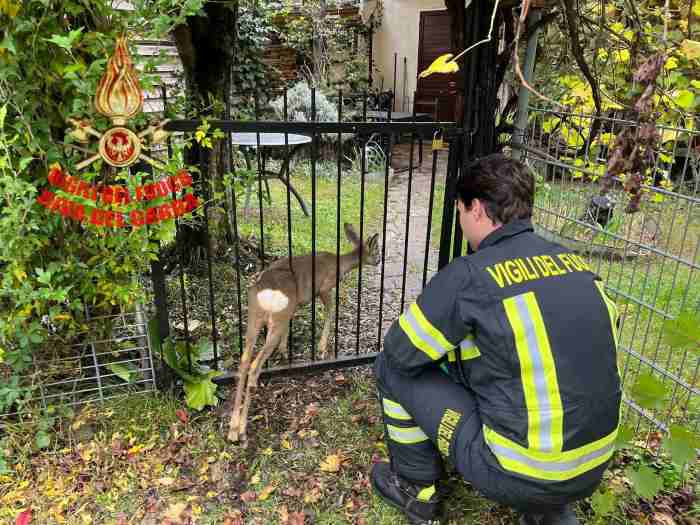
xmin=0 ymin=0 xmax=208 ymax=414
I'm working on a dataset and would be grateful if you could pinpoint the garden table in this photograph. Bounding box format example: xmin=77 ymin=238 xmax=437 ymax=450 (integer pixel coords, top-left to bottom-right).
xmin=231 ymin=132 xmax=312 ymax=217
xmin=365 ymin=111 xmax=433 ymax=169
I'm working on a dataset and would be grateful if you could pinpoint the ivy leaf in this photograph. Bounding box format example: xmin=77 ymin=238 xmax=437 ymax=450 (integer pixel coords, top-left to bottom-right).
xmin=626 ymin=465 xmax=663 ymax=501
xmin=35 ymin=268 xmax=52 ymax=286
xmin=0 ymin=34 xmax=16 ymax=54
xmin=106 ymin=362 xmax=136 ymax=383
xmin=629 ymin=373 xmax=667 ymax=411
xmin=590 ymin=489 xmax=617 ymax=517
xmin=615 ymin=425 xmax=635 ymax=450
xmin=183 ymin=371 xmax=221 ymax=411
xmin=35 ymin=430 xmax=50 ymax=449
xmin=662 ymin=425 xmax=699 ymax=468
xmin=662 ymin=310 xmax=700 ymax=353
xmin=675 ymin=90 xmax=695 ymax=110
xmin=18 ymin=157 xmax=33 ymax=172
xmin=46 ymin=28 xmax=83 ymax=51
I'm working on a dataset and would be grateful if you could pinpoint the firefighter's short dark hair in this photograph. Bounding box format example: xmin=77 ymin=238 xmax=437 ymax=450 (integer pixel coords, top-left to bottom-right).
xmin=456 ymin=153 xmax=534 ymax=224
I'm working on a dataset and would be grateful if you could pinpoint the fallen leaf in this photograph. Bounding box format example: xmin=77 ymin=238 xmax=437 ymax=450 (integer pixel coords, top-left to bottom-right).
xmin=240 ymin=490 xmax=257 ymax=502
xmin=157 ymin=477 xmax=176 ymax=487
xmin=304 ymin=486 xmax=323 ymax=504
xmin=162 ymin=502 xmax=188 ymax=522
xmin=279 ymin=505 xmax=289 ymax=524
xmin=222 ymin=509 xmax=244 ymax=525
xmin=288 ymin=511 xmax=306 ymax=525
xmin=651 ymin=513 xmax=677 ymax=525
xmin=175 ymin=409 xmax=189 ymax=424
xmin=305 ymin=403 xmax=319 ymax=418
xmin=283 ymin=487 xmax=303 ymax=498
xmin=258 ymin=484 xmax=276 ymax=501
xmin=320 ymin=452 xmax=348 ymax=473
xmin=15 ymin=509 xmax=32 ymax=525
xmin=145 ymin=494 xmax=159 ymax=513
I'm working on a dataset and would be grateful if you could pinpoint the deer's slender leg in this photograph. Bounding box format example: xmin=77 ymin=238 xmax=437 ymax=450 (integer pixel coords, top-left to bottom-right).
xmin=238 ymin=319 xmax=289 ymax=443
xmin=278 ymin=325 xmax=290 ymax=356
xmin=228 ymin=296 xmax=265 ymax=442
xmin=317 ymin=290 xmax=334 ymax=359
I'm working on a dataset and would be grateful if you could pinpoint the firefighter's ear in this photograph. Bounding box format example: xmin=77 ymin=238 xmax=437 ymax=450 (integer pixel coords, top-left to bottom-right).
xmin=471 ymin=198 xmax=488 ymax=221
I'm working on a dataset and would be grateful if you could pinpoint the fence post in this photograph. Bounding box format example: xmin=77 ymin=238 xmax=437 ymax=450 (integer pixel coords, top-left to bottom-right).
xmin=150 ymin=255 xmax=175 ymax=390
xmin=134 ymin=158 xmax=175 ymax=390
xmin=438 ymin=138 xmax=462 ymax=270
xmin=513 ymin=8 xmax=543 ymax=160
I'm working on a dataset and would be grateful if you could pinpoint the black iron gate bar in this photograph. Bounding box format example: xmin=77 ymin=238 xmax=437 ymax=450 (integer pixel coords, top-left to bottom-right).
xmin=154 ymin=115 xmax=461 ymax=383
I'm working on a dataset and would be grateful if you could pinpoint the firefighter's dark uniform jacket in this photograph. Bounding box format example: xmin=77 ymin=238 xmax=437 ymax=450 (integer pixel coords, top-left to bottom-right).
xmin=377 ymin=219 xmax=622 ymax=508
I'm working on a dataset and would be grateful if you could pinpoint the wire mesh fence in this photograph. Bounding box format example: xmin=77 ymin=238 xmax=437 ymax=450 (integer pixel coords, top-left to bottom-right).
xmin=523 ymin=107 xmax=700 ymax=436
xmin=0 ymin=305 xmax=156 ymax=419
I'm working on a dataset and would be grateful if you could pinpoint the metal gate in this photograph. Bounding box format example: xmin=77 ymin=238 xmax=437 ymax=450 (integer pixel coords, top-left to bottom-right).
xmin=150 ymin=91 xmax=462 ymax=382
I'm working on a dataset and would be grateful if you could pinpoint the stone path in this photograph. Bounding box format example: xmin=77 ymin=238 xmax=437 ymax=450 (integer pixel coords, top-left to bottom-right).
xmin=378 ymin=143 xmax=450 ymax=336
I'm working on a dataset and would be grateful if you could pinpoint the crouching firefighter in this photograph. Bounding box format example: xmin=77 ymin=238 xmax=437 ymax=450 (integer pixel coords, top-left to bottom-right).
xmin=371 ymin=154 xmax=622 ymax=525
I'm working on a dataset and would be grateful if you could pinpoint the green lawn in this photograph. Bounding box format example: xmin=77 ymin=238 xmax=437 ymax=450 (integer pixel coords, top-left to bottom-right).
xmin=235 ymin=163 xmax=387 ymax=257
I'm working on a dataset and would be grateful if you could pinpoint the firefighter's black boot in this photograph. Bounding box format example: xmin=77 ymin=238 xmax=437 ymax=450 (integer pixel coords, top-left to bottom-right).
xmin=519 ymin=505 xmax=580 ymax=525
xmin=370 ymin=462 xmax=441 ymax=524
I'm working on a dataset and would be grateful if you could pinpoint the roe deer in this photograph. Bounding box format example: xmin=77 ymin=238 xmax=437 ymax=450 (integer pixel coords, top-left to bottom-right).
xmin=227 ymin=223 xmax=380 ymax=443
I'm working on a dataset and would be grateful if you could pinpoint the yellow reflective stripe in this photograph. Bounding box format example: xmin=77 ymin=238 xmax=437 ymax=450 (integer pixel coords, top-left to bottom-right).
xmin=594 ymin=281 xmax=619 ymax=349
xmin=504 ymin=296 xmax=542 ymax=449
xmin=484 ymin=425 xmax=618 ymax=482
xmin=387 ymin=424 xmax=429 ymax=444
xmin=447 ymin=336 xmax=481 ymax=361
xmin=398 ymin=303 xmax=455 ymax=361
xmin=524 ymin=293 xmax=564 ymax=452
xmin=504 ymin=292 xmax=564 ymax=453
xmin=416 ymin=485 xmax=436 ymax=502
xmin=460 ymin=336 xmax=481 ymax=360
xmin=382 ymin=398 xmax=412 ymax=421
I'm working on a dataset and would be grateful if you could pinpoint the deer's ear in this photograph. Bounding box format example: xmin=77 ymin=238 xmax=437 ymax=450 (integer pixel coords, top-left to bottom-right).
xmin=344 ymin=223 xmax=360 ymax=245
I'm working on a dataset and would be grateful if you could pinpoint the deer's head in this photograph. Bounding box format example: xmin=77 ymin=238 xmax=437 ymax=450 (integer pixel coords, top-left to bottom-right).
xmin=344 ymin=223 xmax=380 ymax=266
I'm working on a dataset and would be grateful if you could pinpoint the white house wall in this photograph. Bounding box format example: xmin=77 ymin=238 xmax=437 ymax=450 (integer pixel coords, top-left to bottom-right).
xmin=372 ymin=0 xmax=446 ymax=112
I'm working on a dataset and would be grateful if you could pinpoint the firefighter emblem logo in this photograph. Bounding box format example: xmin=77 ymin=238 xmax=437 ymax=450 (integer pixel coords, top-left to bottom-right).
xmin=99 ymin=127 xmax=141 ymax=167
xmin=67 ymin=35 xmax=168 ymax=171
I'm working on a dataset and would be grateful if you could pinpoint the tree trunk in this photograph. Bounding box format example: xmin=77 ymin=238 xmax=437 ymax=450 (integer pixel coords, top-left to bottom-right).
xmin=171 ymin=1 xmax=238 ymax=262
xmin=311 ymin=0 xmax=327 ymax=87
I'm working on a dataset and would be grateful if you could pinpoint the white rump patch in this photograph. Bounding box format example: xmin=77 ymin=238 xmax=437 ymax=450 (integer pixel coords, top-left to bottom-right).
xmin=257 ymin=289 xmax=289 ymax=313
